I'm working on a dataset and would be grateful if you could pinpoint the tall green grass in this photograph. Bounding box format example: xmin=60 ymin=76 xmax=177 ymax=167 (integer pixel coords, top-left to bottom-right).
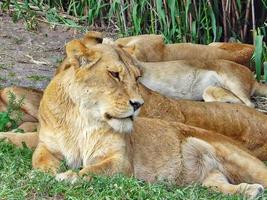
xmin=1 ymin=0 xmax=266 ymax=44
xmin=0 ymin=92 xmax=24 ymax=132
xmin=1 ymin=0 xmax=267 ymax=80
xmin=252 ymin=29 xmax=267 ymax=82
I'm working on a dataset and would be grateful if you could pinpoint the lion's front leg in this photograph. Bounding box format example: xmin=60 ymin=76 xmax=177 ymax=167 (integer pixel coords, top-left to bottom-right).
xmin=32 ymin=142 xmax=62 ymax=175
xmin=56 ymin=155 xmax=132 ymax=183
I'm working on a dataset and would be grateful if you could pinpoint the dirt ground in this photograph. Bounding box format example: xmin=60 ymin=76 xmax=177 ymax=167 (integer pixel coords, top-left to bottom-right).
xmin=0 ymin=14 xmax=83 ymax=90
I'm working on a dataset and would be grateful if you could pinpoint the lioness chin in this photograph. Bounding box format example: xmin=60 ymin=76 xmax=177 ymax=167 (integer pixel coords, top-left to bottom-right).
xmin=2 ymin=41 xmax=266 ymax=199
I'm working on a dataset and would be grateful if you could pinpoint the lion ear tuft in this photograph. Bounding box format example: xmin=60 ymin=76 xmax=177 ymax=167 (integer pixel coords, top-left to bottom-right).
xmin=122 ymin=45 xmax=136 ymax=55
xmin=81 ymin=31 xmax=104 ymax=47
xmin=65 ymin=39 xmax=101 ymax=69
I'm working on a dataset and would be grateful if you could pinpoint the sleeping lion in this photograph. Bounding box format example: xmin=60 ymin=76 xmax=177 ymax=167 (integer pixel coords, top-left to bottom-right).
xmin=101 ymin=33 xmax=263 ymax=107
xmin=137 ymin=58 xmax=266 ymax=107
xmin=1 ymin=41 xmax=267 ymax=199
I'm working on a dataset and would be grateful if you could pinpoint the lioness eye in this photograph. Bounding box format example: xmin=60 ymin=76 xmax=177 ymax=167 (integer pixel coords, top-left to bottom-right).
xmin=109 ymin=71 xmax=120 ymax=81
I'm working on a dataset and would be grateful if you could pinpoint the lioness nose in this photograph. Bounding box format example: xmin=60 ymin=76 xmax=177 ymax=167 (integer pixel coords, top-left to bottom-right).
xmin=129 ymin=100 xmax=143 ymax=111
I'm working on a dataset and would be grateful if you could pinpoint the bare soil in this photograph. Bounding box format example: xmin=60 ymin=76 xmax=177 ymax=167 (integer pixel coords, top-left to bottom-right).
xmin=0 ymin=14 xmax=82 ymax=90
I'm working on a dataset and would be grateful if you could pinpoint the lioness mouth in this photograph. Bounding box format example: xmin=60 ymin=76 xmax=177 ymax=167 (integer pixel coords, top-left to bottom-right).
xmin=105 ymin=113 xmax=134 ymax=121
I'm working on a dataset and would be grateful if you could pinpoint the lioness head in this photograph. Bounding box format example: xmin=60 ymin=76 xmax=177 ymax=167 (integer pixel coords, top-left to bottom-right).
xmin=62 ymin=40 xmax=144 ymax=133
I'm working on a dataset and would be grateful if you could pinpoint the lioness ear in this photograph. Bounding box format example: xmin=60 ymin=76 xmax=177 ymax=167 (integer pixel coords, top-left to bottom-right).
xmin=80 ymin=31 xmax=104 ymax=48
xmin=119 ymin=44 xmax=136 ymax=55
xmin=65 ymin=39 xmax=101 ymax=68
xmin=66 ymin=39 xmax=87 ymax=58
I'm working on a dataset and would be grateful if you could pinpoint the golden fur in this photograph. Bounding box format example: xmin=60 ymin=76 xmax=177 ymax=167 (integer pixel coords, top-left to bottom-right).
xmin=2 ymin=83 xmax=267 ymax=160
xmin=2 ymin=41 xmax=266 ymax=198
xmin=139 ymin=85 xmax=267 ymax=160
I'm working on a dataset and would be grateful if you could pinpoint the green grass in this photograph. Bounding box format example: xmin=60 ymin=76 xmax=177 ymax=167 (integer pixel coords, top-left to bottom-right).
xmin=0 ymin=92 xmax=24 ymax=132
xmin=0 ymin=77 xmax=7 ymax=82
xmin=1 ymin=0 xmax=266 ymax=44
xmin=27 ymin=75 xmax=50 ymax=82
xmin=1 ymin=141 xmax=266 ymax=200
xmin=8 ymin=71 xmax=16 ymax=78
xmin=0 ymin=64 xmax=7 ymax=70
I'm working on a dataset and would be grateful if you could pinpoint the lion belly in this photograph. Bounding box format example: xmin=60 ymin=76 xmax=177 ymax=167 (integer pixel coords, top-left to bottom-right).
xmin=140 ymin=63 xmax=222 ymax=100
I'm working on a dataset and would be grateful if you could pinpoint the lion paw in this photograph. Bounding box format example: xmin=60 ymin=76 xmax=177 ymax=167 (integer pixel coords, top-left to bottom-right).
xmin=239 ymin=183 xmax=264 ymax=199
xmin=56 ymin=170 xmax=79 ymax=184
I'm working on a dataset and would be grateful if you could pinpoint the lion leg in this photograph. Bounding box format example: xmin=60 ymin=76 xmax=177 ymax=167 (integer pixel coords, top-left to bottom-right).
xmin=221 ymin=83 xmax=254 ymax=107
xmin=56 ymin=155 xmax=131 ymax=183
xmin=203 ymin=86 xmax=243 ymax=104
xmin=202 ymin=170 xmax=264 ymax=199
xmin=231 ymin=91 xmax=254 ymax=107
xmin=221 ymin=146 xmax=267 ymax=188
xmin=79 ymin=156 xmax=126 ymax=176
xmin=55 ymin=157 xmax=116 ymax=183
xmin=32 ymin=143 xmax=61 ymax=174
xmin=183 ymin=137 xmax=266 ymax=198
xmin=0 ymin=131 xmax=38 ymax=149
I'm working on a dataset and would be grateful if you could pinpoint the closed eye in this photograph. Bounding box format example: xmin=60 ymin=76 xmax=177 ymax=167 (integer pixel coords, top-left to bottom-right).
xmin=109 ymin=71 xmax=120 ymax=81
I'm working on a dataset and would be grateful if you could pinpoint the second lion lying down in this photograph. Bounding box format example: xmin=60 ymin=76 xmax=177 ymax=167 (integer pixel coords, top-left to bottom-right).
xmin=1 ymin=41 xmax=267 ymax=198
xmin=103 ymin=34 xmax=265 ymax=107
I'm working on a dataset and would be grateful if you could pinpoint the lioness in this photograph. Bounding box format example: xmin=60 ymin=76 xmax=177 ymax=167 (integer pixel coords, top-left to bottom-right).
xmin=4 ymin=41 xmax=266 ymax=199
xmin=1 ymin=40 xmax=267 ymax=161
xmin=137 ymin=58 xmax=267 ymax=107
xmin=83 ymin=32 xmax=261 ymax=106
